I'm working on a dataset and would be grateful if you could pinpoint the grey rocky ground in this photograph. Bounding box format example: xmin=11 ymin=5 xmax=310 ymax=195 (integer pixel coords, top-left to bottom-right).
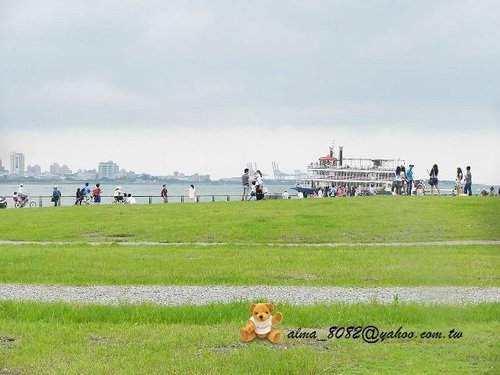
xmin=0 ymin=285 xmax=498 ymax=305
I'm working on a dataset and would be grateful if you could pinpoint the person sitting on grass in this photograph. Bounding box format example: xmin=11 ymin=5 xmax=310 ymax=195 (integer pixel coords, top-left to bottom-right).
xmin=126 ymin=193 xmax=136 ymax=204
xmin=114 ymin=186 xmax=124 ymax=202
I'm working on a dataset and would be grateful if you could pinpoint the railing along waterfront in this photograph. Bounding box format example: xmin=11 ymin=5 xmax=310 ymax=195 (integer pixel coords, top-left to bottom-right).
xmin=7 ymin=193 xmax=290 ymax=208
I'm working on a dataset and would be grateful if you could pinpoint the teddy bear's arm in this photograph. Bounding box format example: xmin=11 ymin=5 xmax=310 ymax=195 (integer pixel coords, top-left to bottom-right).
xmin=272 ymin=312 xmax=283 ymax=325
xmin=243 ymin=319 xmax=256 ymax=333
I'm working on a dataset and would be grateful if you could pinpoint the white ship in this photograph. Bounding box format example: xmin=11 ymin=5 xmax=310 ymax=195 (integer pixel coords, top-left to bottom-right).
xmin=294 ymin=142 xmax=404 ymax=195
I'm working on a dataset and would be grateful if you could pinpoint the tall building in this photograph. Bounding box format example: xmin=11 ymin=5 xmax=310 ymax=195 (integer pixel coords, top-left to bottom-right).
xmin=10 ymin=152 xmax=25 ymax=176
xmin=98 ymin=161 xmax=119 ymax=179
xmin=0 ymin=159 xmax=8 ymax=174
xmin=50 ymin=162 xmax=72 ymax=176
xmin=27 ymin=164 xmax=42 ymax=176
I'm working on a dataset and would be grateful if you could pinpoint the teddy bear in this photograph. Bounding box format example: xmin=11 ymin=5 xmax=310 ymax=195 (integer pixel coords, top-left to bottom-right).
xmin=240 ymin=302 xmax=283 ymax=343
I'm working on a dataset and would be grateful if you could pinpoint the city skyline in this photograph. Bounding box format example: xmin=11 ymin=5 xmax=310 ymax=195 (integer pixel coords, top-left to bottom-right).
xmin=1 ymin=151 xmax=213 ymax=180
xmin=0 ymin=1 xmax=499 ymax=184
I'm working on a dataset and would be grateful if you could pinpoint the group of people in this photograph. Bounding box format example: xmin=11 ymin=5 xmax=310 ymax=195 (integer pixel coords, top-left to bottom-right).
xmin=453 ymin=166 xmax=473 ymax=196
xmin=392 ymin=164 xmax=416 ymax=195
xmin=74 ymin=183 xmax=136 ymax=205
xmin=390 ymin=164 xmax=474 ymax=196
xmin=160 ymin=184 xmax=197 ymax=203
xmin=74 ymin=183 xmax=103 ymax=205
xmin=241 ymin=169 xmax=267 ymax=201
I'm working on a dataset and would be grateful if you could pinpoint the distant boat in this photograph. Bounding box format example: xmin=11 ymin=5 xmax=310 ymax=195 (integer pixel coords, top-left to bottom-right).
xmin=294 ymin=141 xmax=404 ymax=194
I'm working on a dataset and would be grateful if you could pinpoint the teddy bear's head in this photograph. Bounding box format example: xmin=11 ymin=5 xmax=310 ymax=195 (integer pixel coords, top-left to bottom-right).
xmin=250 ymin=303 xmax=274 ymax=322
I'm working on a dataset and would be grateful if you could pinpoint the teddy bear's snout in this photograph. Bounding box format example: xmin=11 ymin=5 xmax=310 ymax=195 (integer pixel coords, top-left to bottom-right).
xmin=259 ymin=315 xmax=263 ymax=320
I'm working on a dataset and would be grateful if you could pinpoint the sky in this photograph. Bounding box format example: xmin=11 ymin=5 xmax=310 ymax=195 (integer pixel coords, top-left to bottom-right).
xmin=0 ymin=0 xmax=499 ymax=183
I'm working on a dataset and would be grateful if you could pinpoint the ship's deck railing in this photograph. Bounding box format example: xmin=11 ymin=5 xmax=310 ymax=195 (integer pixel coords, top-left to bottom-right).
xmin=308 ymin=163 xmax=399 ymax=171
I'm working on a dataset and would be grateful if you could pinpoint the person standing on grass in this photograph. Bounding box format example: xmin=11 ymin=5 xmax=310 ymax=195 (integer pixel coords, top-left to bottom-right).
xmin=75 ymin=188 xmax=83 ymax=205
xmin=455 ymin=167 xmax=463 ymax=196
xmin=161 ymin=184 xmax=168 ymax=203
xmin=92 ymin=183 xmax=102 ymax=204
xmin=394 ymin=165 xmax=402 ymax=195
xmin=400 ymin=166 xmax=407 ymax=195
xmin=188 ymin=184 xmax=196 ymax=202
xmin=241 ymin=168 xmax=250 ymax=201
xmin=52 ymin=186 xmax=61 ymax=206
xmin=464 ymin=166 xmax=472 ymax=196
xmin=428 ymin=164 xmax=440 ymax=195
xmin=406 ymin=164 xmax=414 ymax=195
xmin=255 ymin=170 xmax=265 ymax=200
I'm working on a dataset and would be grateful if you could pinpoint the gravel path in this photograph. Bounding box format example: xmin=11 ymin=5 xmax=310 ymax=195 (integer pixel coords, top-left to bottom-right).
xmin=1 ymin=285 xmax=498 ymax=305
xmin=0 ymin=240 xmax=499 ymax=247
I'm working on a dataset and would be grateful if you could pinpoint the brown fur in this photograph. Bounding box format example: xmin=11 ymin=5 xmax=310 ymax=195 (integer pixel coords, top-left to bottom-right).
xmin=239 ymin=302 xmax=283 ymax=344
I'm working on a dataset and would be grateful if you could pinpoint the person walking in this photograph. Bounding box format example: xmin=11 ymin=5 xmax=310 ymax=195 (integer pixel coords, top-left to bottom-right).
xmin=241 ymin=168 xmax=250 ymax=201
xmin=75 ymin=188 xmax=83 ymax=205
xmin=455 ymin=167 xmax=464 ymax=196
xmin=428 ymin=164 xmax=440 ymax=195
xmin=161 ymin=184 xmax=168 ymax=203
xmin=406 ymin=164 xmax=414 ymax=196
xmin=464 ymin=166 xmax=472 ymax=196
xmin=81 ymin=182 xmax=91 ymax=204
xmin=92 ymin=183 xmax=102 ymax=204
xmin=52 ymin=186 xmax=61 ymax=206
xmin=188 ymin=184 xmax=196 ymax=203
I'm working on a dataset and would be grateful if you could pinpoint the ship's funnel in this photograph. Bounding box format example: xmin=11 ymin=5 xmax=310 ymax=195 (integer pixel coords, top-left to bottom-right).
xmin=339 ymin=146 xmax=343 ymax=166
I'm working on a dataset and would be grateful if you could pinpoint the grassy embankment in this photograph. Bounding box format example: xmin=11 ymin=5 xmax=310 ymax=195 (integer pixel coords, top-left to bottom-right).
xmin=0 ymin=197 xmax=499 ymax=373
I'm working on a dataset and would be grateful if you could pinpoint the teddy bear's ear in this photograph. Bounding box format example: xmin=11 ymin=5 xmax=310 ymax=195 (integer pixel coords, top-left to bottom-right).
xmin=265 ymin=303 xmax=274 ymax=312
xmin=250 ymin=304 xmax=256 ymax=312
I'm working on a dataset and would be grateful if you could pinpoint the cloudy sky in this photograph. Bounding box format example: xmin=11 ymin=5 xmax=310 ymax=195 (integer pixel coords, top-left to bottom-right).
xmin=0 ymin=0 xmax=499 ymax=183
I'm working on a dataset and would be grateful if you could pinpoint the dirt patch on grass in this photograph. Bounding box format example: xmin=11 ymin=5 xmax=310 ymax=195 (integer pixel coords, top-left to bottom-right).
xmin=80 ymin=232 xmax=106 ymax=239
xmin=107 ymin=233 xmax=135 ymax=239
xmin=88 ymin=335 xmax=117 ymax=345
xmin=80 ymin=232 xmax=135 ymax=239
xmin=0 ymin=368 xmax=24 ymax=375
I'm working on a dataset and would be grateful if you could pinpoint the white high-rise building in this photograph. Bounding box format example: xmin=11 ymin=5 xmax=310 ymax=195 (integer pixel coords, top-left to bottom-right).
xmin=10 ymin=152 xmax=25 ymax=176
xmin=98 ymin=161 xmax=119 ymax=179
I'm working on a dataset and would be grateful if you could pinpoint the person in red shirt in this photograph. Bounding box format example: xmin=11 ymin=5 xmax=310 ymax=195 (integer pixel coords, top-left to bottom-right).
xmin=92 ymin=183 xmax=102 ymax=204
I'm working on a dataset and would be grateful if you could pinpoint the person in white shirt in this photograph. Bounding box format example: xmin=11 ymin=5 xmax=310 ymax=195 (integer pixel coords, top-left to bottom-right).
xmin=188 ymin=184 xmax=196 ymax=202
xmin=126 ymin=193 xmax=136 ymax=204
xmin=17 ymin=184 xmax=28 ymax=200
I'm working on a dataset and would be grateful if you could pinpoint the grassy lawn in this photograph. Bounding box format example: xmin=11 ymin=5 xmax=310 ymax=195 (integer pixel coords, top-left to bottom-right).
xmin=1 ymin=197 xmax=498 ymax=373
xmin=0 ymin=244 xmax=498 ymax=287
xmin=0 ymin=197 xmax=499 ymax=243
xmin=0 ymin=302 xmax=498 ymax=374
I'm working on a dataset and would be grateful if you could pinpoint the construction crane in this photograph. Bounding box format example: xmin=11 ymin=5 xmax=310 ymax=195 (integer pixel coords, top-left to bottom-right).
xmin=272 ymin=162 xmax=293 ymax=180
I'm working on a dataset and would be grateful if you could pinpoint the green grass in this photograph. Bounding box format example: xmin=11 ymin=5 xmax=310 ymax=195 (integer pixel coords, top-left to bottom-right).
xmin=0 ymin=302 xmax=498 ymax=374
xmin=0 ymin=244 xmax=498 ymax=286
xmin=1 ymin=196 xmax=499 ymax=373
xmin=1 ymin=197 xmax=499 ymax=243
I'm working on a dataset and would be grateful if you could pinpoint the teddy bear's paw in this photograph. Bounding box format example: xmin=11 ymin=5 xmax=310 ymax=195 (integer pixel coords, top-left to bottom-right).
xmin=275 ymin=312 xmax=283 ymax=323
xmin=240 ymin=328 xmax=256 ymax=342
xmin=270 ymin=330 xmax=282 ymax=344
